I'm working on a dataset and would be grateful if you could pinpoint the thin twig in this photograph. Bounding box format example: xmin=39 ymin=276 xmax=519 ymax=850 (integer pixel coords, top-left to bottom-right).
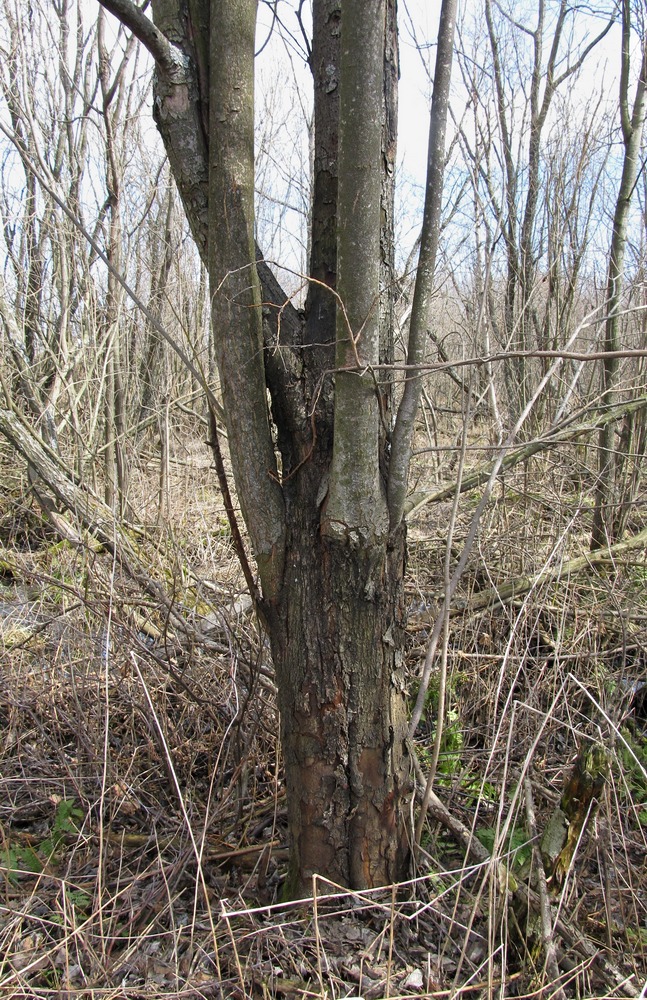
xmin=414 ymin=394 xmax=471 ymax=851
xmin=524 ymin=776 xmax=566 ymax=1000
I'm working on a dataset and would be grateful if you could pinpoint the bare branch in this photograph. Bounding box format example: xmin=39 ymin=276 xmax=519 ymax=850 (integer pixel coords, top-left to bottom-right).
xmin=387 ymin=0 xmax=457 ymax=529
xmin=97 ymin=0 xmax=174 ymax=71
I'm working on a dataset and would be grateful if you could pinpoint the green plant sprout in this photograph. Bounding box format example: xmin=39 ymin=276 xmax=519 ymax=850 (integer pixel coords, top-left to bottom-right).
xmin=0 ymin=798 xmax=84 ymax=883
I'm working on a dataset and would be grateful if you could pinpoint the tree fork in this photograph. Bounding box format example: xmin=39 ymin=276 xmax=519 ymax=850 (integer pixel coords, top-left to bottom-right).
xmin=93 ymin=0 xmax=449 ymax=894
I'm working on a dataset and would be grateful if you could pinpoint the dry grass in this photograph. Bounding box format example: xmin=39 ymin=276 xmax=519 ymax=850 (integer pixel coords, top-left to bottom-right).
xmin=0 ymin=414 xmax=646 ymax=999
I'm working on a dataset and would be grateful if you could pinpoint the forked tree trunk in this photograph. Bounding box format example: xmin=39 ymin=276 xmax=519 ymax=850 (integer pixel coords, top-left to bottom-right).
xmin=265 ymin=0 xmax=410 ymax=894
xmin=97 ymin=0 xmax=455 ymax=892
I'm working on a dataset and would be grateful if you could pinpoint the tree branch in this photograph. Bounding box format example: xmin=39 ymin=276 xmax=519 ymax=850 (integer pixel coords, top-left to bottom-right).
xmin=323 ymin=0 xmax=388 ymax=541
xmin=97 ymin=0 xmax=175 ymax=71
xmin=465 ymin=526 xmax=647 ymax=616
xmin=387 ymin=0 xmax=457 ymax=529
xmin=207 ymin=0 xmax=285 ymax=600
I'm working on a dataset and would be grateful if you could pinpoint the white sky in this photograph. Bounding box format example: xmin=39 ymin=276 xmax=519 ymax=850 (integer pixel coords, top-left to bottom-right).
xmin=253 ymin=1 xmax=629 ymax=281
xmin=257 ymin=1 xmax=625 ymax=192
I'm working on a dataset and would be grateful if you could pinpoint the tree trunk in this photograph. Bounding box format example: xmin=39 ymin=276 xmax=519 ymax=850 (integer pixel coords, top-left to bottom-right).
xmin=267 ymin=504 xmax=410 ymax=893
xmin=266 ymin=0 xmax=411 ymax=892
xmin=96 ymin=0 xmax=453 ymax=893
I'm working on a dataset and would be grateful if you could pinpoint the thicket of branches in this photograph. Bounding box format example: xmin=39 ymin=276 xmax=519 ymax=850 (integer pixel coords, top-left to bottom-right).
xmin=0 ymin=0 xmax=646 ymax=997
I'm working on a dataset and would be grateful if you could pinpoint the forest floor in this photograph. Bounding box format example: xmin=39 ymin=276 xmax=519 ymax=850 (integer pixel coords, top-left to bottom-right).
xmin=0 ymin=416 xmax=646 ymax=999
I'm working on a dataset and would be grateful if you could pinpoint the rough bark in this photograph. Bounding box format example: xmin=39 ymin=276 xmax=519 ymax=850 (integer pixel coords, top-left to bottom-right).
xmin=270 ymin=0 xmax=410 ymax=891
xmin=268 ymin=508 xmax=410 ymax=893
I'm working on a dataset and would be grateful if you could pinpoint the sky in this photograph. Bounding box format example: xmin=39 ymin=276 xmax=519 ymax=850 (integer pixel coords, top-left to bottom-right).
xmin=397 ymin=1 xmax=624 ymax=187
xmin=255 ymin=0 xmax=626 ymax=242
xmin=0 ymin=0 xmax=630 ymax=292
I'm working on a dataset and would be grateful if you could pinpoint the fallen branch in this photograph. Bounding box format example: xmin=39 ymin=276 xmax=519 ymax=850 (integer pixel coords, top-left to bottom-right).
xmin=407 ymin=393 xmax=647 ymax=515
xmin=524 ymin=776 xmax=565 ymax=1000
xmin=462 ymin=526 xmax=647 ymax=614
xmin=0 ymin=405 xmax=221 ymax=647
xmin=0 ymin=406 xmax=139 ymax=548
